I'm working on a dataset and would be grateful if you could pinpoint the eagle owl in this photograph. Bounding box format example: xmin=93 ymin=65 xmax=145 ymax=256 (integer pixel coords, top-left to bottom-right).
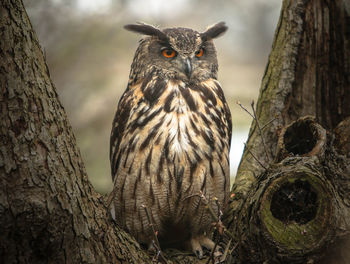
xmin=110 ymin=22 xmax=232 ymax=258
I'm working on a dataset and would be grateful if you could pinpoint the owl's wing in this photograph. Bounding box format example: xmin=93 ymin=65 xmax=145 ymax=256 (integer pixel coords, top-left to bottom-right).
xmin=224 ymin=101 xmax=232 ymax=148
xmin=213 ymin=81 xmax=232 ymax=148
xmin=110 ymin=87 xmax=134 ymax=180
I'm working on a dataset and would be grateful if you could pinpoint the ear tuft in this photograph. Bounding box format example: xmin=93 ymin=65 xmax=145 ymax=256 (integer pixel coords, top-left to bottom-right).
xmin=200 ymin=22 xmax=228 ymax=41
xmin=124 ymin=23 xmax=168 ymax=41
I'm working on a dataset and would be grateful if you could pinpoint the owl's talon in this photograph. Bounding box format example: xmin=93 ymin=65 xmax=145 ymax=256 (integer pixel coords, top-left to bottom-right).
xmin=191 ymin=237 xmax=203 ymax=259
xmin=213 ymin=246 xmax=223 ymax=258
xmin=195 ymin=249 xmax=203 ymax=259
xmin=216 ymin=245 xmax=224 ymax=254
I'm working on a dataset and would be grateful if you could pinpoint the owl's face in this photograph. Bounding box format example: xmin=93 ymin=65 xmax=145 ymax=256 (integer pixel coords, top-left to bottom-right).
xmin=125 ymin=23 xmax=227 ymax=83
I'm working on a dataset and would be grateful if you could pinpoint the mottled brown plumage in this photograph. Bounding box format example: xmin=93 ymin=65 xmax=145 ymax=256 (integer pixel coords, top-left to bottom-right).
xmin=110 ymin=22 xmax=232 ymax=258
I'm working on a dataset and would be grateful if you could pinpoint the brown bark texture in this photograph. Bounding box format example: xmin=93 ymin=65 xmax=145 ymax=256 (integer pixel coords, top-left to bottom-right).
xmin=223 ymin=0 xmax=350 ymax=263
xmin=0 ymin=0 xmax=152 ymax=263
xmin=1 ymin=0 xmax=350 ymax=263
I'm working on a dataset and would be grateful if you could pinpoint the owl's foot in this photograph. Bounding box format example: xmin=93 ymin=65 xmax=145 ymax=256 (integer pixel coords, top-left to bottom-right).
xmin=190 ymin=235 xmax=223 ymax=260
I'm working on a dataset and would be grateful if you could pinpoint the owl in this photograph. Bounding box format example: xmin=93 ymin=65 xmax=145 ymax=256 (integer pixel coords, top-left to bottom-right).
xmin=110 ymin=22 xmax=232 ymax=259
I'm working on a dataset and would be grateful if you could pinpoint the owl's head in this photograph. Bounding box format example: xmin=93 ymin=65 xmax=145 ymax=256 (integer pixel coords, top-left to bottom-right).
xmin=125 ymin=22 xmax=227 ymax=83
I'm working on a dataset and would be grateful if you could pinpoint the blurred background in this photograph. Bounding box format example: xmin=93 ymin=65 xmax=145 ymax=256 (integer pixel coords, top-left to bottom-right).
xmin=23 ymin=0 xmax=282 ymax=194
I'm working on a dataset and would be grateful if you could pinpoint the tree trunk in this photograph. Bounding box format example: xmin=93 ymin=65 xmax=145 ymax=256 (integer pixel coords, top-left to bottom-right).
xmin=1 ymin=0 xmax=350 ymax=264
xmin=0 ymin=0 xmax=152 ymax=263
xmin=224 ymin=0 xmax=350 ymax=263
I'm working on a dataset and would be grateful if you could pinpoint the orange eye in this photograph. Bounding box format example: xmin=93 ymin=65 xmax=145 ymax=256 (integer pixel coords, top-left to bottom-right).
xmin=162 ymin=49 xmax=176 ymax=58
xmin=195 ymin=48 xmax=204 ymax=57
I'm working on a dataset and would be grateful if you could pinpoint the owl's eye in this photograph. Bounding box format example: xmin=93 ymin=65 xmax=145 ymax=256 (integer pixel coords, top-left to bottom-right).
xmin=195 ymin=48 xmax=204 ymax=57
xmin=162 ymin=48 xmax=177 ymax=58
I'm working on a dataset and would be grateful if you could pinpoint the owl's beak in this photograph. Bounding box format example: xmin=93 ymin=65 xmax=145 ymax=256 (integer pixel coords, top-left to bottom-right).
xmin=183 ymin=58 xmax=192 ymax=79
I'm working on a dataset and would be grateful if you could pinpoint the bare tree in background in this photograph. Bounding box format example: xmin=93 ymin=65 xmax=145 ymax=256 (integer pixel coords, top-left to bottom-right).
xmin=1 ymin=0 xmax=350 ymax=264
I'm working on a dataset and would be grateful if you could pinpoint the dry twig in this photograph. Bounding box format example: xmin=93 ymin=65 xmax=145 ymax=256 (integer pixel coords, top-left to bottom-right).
xmin=260 ymin=114 xmax=279 ymax=130
xmin=250 ymin=101 xmax=270 ymax=162
xmin=182 ymin=192 xmax=237 ymax=262
xmin=244 ymin=143 xmax=268 ymax=170
xmin=236 ymin=101 xmax=254 ymax=119
xmin=236 ymin=101 xmax=271 ymax=169
xmin=141 ymin=205 xmax=168 ymax=264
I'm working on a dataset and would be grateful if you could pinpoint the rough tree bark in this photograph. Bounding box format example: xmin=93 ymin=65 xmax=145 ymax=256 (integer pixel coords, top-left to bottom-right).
xmin=1 ymin=0 xmax=349 ymax=264
xmin=0 ymin=0 xmax=152 ymax=263
xmin=224 ymin=0 xmax=350 ymax=263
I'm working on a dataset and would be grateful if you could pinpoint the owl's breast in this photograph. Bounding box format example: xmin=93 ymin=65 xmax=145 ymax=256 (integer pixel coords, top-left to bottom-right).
xmin=112 ymin=77 xmax=231 ymax=220
xmin=126 ymin=79 xmax=229 ymax=160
